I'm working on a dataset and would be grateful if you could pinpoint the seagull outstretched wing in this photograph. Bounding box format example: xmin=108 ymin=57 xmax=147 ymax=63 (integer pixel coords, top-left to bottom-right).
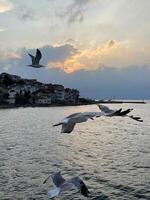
xmin=68 ymin=176 xmax=90 ymax=197
xmin=28 ymin=53 xmax=35 ymax=65
xmin=51 ymin=172 xmax=66 ymax=187
xmin=61 ymin=122 xmax=76 ymax=133
xmin=34 ymin=49 xmax=42 ymax=65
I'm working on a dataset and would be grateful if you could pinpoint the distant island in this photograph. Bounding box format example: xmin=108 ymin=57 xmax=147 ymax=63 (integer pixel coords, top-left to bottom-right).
xmin=0 ymin=73 xmax=96 ymax=108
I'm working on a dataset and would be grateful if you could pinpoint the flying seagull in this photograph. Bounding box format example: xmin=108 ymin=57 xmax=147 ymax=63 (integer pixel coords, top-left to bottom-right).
xmin=97 ymin=104 xmax=143 ymax=122
xmin=43 ymin=171 xmax=90 ymax=198
xmin=28 ymin=49 xmax=44 ymax=68
xmin=53 ymin=112 xmax=103 ymax=133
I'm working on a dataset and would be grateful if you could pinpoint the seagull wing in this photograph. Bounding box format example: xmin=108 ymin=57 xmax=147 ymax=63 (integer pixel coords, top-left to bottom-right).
xmin=129 ymin=115 xmax=143 ymax=122
xmin=67 ymin=112 xmax=82 ymax=119
xmin=28 ymin=53 xmax=35 ymax=65
xmin=61 ymin=122 xmax=76 ymax=133
xmin=34 ymin=49 xmax=42 ymax=65
xmin=109 ymin=108 xmax=122 ymax=116
xmin=119 ymin=109 xmax=133 ymax=116
xmin=51 ymin=172 xmax=66 ymax=187
xmin=97 ymin=104 xmax=115 ymax=114
xmin=48 ymin=187 xmax=60 ymax=198
xmin=69 ymin=176 xmax=90 ymax=197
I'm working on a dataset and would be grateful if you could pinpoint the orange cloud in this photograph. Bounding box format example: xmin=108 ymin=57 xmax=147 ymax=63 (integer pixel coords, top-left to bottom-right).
xmin=62 ymin=40 xmax=117 ymax=73
xmin=46 ymin=39 xmax=149 ymax=73
xmin=0 ymin=0 xmax=13 ymax=13
xmin=0 ymin=50 xmax=20 ymax=60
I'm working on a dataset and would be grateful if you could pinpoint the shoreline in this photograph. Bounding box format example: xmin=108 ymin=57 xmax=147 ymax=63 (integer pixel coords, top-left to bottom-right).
xmin=0 ymin=101 xmax=147 ymax=109
xmin=0 ymin=102 xmax=97 ymax=109
xmin=98 ymin=100 xmax=146 ymax=104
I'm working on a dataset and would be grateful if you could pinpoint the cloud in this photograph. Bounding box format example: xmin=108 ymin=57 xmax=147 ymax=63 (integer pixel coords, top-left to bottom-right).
xmin=1 ymin=40 xmax=150 ymax=75
xmin=61 ymin=40 xmax=118 ymax=73
xmin=108 ymin=40 xmax=116 ymax=48
xmin=56 ymin=0 xmax=96 ymax=24
xmin=16 ymin=4 xmax=37 ymax=21
xmin=65 ymin=38 xmax=76 ymax=45
xmin=0 ymin=0 xmax=13 ymax=13
xmin=0 ymin=43 xmax=150 ymax=99
xmin=0 ymin=28 xmax=5 ymax=32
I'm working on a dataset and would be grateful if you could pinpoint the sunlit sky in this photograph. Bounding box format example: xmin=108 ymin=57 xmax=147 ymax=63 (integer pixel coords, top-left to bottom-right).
xmin=0 ymin=0 xmax=150 ymax=98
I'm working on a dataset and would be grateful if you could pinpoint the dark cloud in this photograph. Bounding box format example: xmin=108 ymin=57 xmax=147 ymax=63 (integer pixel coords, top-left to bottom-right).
xmin=56 ymin=0 xmax=96 ymax=24
xmin=16 ymin=5 xmax=37 ymax=21
xmin=108 ymin=40 xmax=116 ymax=48
xmin=65 ymin=38 xmax=76 ymax=44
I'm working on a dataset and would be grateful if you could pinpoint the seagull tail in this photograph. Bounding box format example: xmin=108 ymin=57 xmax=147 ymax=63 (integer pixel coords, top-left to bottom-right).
xmin=48 ymin=187 xmax=60 ymax=198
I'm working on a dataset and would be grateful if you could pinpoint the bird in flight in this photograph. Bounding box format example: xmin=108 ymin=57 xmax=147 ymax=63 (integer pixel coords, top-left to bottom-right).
xmin=53 ymin=112 xmax=103 ymax=133
xmin=97 ymin=104 xmax=143 ymax=122
xmin=53 ymin=105 xmax=143 ymax=133
xmin=43 ymin=171 xmax=90 ymax=198
xmin=28 ymin=49 xmax=45 ymax=68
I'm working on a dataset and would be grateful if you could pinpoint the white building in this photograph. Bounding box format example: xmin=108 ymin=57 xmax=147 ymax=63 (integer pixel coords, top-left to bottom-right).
xmin=35 ymin=94 xmax=51 ymax=105
xmin=53 ymin=84 xmax=65 ymax=101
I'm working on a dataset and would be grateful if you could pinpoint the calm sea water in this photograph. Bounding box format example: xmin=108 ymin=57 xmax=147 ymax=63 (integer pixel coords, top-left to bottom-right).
xmin=0 ymin=104 xmax=150 ymax=200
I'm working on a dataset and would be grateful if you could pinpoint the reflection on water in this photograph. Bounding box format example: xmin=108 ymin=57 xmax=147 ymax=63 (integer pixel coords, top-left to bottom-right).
xmin=0 ymin=104 xmax=150 ymax=200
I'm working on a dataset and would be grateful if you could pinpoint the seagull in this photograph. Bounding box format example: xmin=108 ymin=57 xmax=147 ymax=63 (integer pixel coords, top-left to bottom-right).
xmin=97 ymin=104 xmax=143 ymax=122
xmin=43 ymin=171 xmax=90 ymax=198
xmin=53 ymin=112 xmax=103 ymax=133
xmin=28 ymin=49 xmax=44 ymax=68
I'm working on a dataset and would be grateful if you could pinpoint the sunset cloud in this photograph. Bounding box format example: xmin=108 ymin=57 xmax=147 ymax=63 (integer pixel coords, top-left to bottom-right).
xmin=61 ymin=40 xmax=118 ymax=73
xmin=0 ymin=0 xmax=13 ymax=13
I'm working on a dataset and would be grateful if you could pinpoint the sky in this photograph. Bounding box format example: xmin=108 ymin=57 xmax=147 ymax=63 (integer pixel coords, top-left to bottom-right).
xmin=0 ymin=0 xmax=150 ymax=99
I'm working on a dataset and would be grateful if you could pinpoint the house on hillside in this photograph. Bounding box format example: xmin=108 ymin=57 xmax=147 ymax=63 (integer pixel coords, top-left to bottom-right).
xmin=65 ymin=88 xmax=79 ymax=104
xmin=52 ymin=84 xmax=65 ymax=102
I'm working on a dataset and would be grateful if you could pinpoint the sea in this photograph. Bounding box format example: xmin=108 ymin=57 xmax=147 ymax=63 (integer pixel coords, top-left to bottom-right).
xmin=0 ymin=103 xmax=150 ymax=200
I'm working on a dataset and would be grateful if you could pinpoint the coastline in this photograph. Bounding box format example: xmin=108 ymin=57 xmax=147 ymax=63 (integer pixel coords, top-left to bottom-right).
xmin=0 ymin=100 xmax=147 ymax=109
xmin=0 ymin=102 xmax=97 ymax=109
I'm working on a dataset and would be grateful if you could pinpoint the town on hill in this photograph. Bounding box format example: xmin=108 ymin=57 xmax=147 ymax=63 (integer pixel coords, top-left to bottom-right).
xmin=0 ymin=73 xmax=95 ymax=108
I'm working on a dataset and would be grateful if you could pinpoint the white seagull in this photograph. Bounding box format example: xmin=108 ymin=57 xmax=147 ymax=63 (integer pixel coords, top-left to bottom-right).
xmin=98 ymin=104 xmax=143 ymax=122
xmin=43 ymin=171 xmax=90 ymax=198
xmin=53 ymin=112 xmax=103 ymax=133
xmin=28 ymin=49 xmax=44 ymax=68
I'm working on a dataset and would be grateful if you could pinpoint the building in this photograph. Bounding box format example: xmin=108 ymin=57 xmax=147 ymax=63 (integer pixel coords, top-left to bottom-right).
xmin=65 ymin=88 xmax=79 ymax=104
xmin=35 ymin=94 xmax=52 ymax=105
xmin=53 ymin=84 xmax=65 ymax=102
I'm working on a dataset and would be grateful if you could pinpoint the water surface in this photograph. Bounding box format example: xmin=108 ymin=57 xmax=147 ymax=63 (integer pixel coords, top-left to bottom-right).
xmin=0 ymin=104 xmax=150 ymax=200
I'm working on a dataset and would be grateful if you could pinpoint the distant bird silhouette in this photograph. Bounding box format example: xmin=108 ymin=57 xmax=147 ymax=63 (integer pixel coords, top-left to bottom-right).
xmin=43 ymin=171 xmax=90 ymax=198
xmin=98 ymin=104 xmax=143 ymax=122
xmin=28 ymin=49 xmax=44 ymax=68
